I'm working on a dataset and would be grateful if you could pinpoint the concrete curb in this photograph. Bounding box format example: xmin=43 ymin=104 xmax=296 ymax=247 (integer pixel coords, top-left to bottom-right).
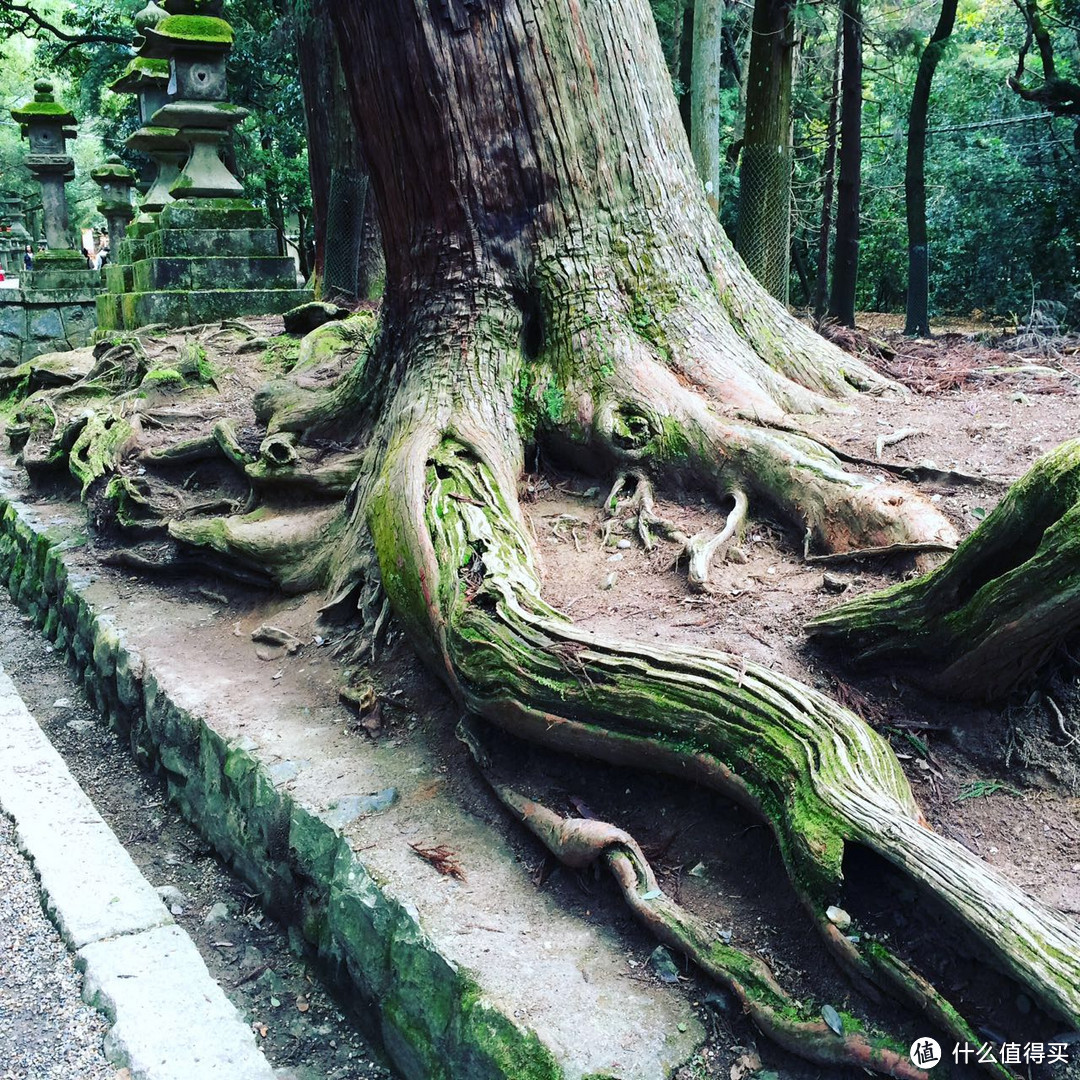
xmin=0 ymin=661 xmax=276 ymax=1079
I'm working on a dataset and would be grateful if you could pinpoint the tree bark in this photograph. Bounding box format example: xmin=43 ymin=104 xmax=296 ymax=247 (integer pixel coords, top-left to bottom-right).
xmin=296 ymin=0 xmax=382 ymax=299
xmin=813 ymin=15 xmax=842 ymax=319
xmin=809 ymin=439 xmax=1080 ymax=700
xmin=904 ymin=0 xmax=958 ymax=338
xmin=691 ymin=0 xmax=724 ymax=212
xmin=736 ymin=0 xmax=794 ymax=302
xmin=828 ymin=0 xmax=862 ymax=328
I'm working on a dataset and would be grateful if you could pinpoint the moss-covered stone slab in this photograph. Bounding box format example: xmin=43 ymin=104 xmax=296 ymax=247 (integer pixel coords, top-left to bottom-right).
xmin=158 ymin=199 xmax=264 ymax=231
xmin=144 ymin=228 xmax=279 ymax=259
xmin=122 ymin=288 xmax=312 ymax=328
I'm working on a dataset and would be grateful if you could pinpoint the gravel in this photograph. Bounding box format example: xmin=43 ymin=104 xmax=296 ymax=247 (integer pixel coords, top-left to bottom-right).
xmin=0 ymin=814 xmax=118 ymax=1080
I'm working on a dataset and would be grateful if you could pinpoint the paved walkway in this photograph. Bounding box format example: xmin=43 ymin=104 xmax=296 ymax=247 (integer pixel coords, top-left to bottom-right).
xmin=0 ymin=660 xmax=278 ymax=1080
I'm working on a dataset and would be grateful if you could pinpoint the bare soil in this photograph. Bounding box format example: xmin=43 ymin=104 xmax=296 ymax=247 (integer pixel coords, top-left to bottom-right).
xmin=4 ymin=315 xmax=1080 ymax=1080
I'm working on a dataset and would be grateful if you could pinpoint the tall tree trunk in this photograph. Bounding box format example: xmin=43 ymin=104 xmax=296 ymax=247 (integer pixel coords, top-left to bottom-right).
xmin=904 ymin=0 xmax=958 ymax=337
xmin=677 ymin=1 xmax=695 ymax=140
xmin=814 ymin=15 xmax=843 ymax=318
xmin=736 ymin=0 xmax=794 ymax=301
xmin=691 ymin=0 xmax=724 ymax=212
xmin=37 ymin=0 xmax=1076 ymax=1069
xmin=295 ymin=0 xmax=383 ymax=299
xmin=828 ymin=0 xmax=862 ymax=328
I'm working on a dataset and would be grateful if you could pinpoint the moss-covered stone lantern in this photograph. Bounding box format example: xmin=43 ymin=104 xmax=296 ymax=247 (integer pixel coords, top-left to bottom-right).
xmin=91 ymin=157 xmax=137 ymax=242
xmin=141 ymin=1 xmax=248 ymax=199
xmin=10 ymin=81 xmax=78 ymax=255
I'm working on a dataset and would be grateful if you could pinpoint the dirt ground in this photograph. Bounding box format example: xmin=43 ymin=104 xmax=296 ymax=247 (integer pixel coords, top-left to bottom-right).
xmin=4 ymin=312 xmax=1080 ymax=1080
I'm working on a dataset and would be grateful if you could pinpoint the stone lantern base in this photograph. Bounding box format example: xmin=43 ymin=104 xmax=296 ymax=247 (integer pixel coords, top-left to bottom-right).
xmin=97 ymin=198 xmax=310 ymax=332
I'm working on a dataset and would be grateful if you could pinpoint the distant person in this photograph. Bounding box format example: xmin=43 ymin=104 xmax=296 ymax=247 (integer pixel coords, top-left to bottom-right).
xmin=23 ymin=245 xmax=33 ymax=271
xmin=82 ymin=246 xmax=92 ymax=268
xmin=93 ymin=248 xmax=107 ymax=271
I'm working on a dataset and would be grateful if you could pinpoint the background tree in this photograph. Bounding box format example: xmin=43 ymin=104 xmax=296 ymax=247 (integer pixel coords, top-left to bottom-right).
xmin=295 ymin=0 xmax=383 ymax=299
xmin=812 ymin=13 xmax=842 ymax=318
xmin=827 ymin=0 xmax=862 ymax=327
xmin=904 ymin=0 xmax=959 ymax=336
xmin=736 ymin=0 xmax=794 ymax=300
xmin=690 ymin=0 xmax=723 ymax=211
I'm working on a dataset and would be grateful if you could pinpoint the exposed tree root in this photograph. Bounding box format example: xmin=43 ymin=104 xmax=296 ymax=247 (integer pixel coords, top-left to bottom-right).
xmin=6 ymin=289 xmax=1078 ymax=1076
xmin=808 ymin=438 xmax=1080 ymax=699
xmin=458 ymin=715 xmax=932 ymax=1078
xmin=604 ymin=470 xmax=748 ymax=588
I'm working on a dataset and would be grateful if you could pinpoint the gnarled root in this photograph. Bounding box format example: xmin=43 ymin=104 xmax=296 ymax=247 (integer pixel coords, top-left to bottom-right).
xmin=808 ymin=438 xmax=1080 ymax=699
xmin=605 ymin=470 xmax=748 ymax=589
xmin=458 ymin=715 xmax=930 ymax=1078
xmin=365 ymin=413 xmax=1080 ymax=1075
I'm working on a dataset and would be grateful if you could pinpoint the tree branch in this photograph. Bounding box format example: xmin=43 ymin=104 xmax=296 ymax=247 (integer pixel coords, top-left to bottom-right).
xmin=0 ymin=1 xmax=129 ymax=46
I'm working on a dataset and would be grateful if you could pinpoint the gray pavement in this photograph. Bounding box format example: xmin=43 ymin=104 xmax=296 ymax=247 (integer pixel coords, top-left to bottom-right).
xmin=0 ymin=660 xmax=277 ymax=1080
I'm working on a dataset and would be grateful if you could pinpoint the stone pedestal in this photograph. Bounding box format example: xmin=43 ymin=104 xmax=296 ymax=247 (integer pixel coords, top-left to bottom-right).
xmin=97 ymin=198 xmax=309 ymax=332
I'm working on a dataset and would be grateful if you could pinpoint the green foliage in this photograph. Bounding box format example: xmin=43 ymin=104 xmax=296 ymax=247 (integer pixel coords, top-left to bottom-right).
xmin=787 ymin=0 xmax=1080 ymax=320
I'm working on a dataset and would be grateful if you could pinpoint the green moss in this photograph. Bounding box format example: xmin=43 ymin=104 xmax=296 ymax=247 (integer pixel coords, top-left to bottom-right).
xmin=11 ymin=101 xmax=74 ymax=120
xmin=260 ymin=335 xmax=302 ymax=374
xmin=141 ymin=367 xmax=185 ymax=386
xmin=153 ymin=14 xmax=234 ymax=43
xmin=541 ymin=380 xmax=565 ymax=424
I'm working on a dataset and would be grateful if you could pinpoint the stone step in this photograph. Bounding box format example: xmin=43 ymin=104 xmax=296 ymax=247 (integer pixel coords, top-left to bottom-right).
xmin=133 ymin=257 xmax=299 ymax=293
xmin=144 ymin=228 xmax=280 ymax=259
xmin=120 ymin=287 xmax=313 ymax=329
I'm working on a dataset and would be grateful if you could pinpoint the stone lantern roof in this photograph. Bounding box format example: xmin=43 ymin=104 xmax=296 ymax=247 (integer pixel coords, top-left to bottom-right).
xmin=110 ymin=56 xmax=170 ymax=95
xmin=11 ymin=81 xmax=76 ymax=136
xmin=91 ymin=156 xmax=137 ymax=186
xmin=140 ymin=13 xmax=234 ymax=58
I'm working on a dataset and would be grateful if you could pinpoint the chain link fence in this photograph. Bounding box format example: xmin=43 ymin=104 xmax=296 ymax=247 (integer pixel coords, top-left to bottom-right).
xmin=323 ymin=167 xmax=370 ymax=302
xmin=736 ymin=143 xmax=792 ymax=304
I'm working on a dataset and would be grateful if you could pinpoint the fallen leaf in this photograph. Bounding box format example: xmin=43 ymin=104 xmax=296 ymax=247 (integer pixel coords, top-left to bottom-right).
xmin=821 ymin=1003 xmax=844 ymax=1035
xmin=296 ymin=996 xmax=310 ymax=1013
xmin=410 ymin=842 xmax=467 ymax=881
xmin=254 ymin=1022 xmax=268 ymax=1038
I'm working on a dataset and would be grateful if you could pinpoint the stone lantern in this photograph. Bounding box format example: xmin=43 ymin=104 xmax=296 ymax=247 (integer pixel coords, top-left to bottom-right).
xmin=91 ymin=157 xmax=137 ymax=243
xmin=10 ymin=81 xmax=78 ymax=255
xmin=0 ymin=192 xmax=32 ymax=275
xmin=112 ymin=4 xmax=187 ymax=217
xmin=141 ymin=0 xmax=248 ymax=199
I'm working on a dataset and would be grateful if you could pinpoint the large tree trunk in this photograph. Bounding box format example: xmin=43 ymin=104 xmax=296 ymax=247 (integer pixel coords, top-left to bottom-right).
xmin=736 ymin=0 xmax=794 ymax=302
xmin=828 ymin=0 xmax=862 ymax=328
xmin=903 ymin=0 xmax=958 ymax=338
xmin=17 ymin=0 xmax=1080 ymax=1071
xmin=690 ymin=0 xmax=724 ymax=212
